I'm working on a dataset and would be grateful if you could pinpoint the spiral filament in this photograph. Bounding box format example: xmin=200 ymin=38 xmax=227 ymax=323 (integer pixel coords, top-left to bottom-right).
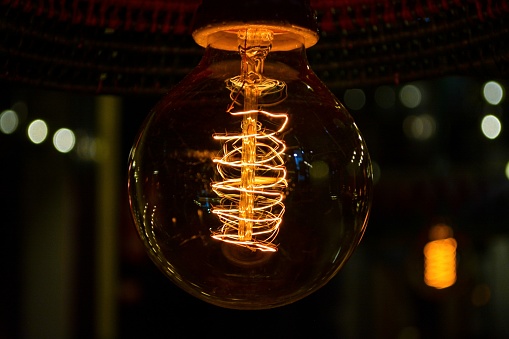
xmin=211 ymin=28 xmax=288 ymax=252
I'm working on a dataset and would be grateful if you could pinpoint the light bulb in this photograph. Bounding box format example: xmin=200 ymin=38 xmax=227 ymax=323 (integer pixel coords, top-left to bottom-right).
xmin=423 ymin=224 xmax=457 ymax=289
xmin=128 ymin=0 xmax=373 ymax=310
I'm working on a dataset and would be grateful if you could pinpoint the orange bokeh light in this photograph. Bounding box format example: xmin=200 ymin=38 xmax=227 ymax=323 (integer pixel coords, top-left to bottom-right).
xmin=423 ymin=225 xmax=457 ymax=289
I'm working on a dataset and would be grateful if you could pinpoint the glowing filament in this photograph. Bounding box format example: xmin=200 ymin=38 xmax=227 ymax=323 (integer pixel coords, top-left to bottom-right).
xmin=211 ymin=28 xmax=288 ymax=252
xmin=211 ymin=109 xmax=288 ymax=252
xmin=424 ymin=237 xmax=457 ymax=289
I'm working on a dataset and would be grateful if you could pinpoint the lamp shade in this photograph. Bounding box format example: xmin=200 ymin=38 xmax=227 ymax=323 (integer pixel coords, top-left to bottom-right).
xmin=1 ymin=0 xmax=508 ymax=94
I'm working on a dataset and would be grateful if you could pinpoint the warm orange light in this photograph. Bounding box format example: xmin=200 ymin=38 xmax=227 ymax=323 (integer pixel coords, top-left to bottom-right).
xmin=423 ymin=237 xmax=457 ymax=289
xmin=211 ymin=29 xmax=288 ymax=252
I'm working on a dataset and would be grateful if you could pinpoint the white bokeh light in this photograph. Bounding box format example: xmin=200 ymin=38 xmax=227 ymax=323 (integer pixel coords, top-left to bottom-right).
xmin=53 ymin=128 xmax=76 ymax=153
xmin=403 ymin=114 xmax=436 ymax=140
xmin=0 ymin=109 xmax=19 ymax=134
xmin=400 ymin=84 xmax=422 ymax=109
xmin=481 ymin=115 xmax=502 ymax=139
xmin=27 ymin=119 xmax=48 ymax=144
xmin=483 ymin=81 xmax=504 ymax=105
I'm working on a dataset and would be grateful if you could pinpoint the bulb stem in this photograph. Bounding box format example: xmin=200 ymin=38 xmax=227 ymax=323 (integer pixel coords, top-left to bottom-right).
xmin=239 ymin=98 xmax=257 ymax=241
xmin=211 ymin=27 xmax=286 ymax=252
xmin=238 ymin=28 xmax=272 ymax=242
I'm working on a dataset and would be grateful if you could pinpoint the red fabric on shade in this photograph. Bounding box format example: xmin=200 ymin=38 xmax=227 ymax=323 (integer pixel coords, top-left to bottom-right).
xmin=3 ymin=0 xmax=509 ymax=32
xmin=1 ymin=0 xmax=508 ymax=94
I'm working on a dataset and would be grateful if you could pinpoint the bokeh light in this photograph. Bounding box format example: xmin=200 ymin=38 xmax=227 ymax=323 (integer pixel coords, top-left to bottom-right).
xmin=483 ymin=81 xmax=504 ymax=105
xmin=53 ymin=128 xmax=76 ymax=153
xmin=0 ymin=109 xmax=19 ymax=134
xmin=399 ymin=84 xmax=422 ymax=108
xmin=374 ymin=85 xmax=396 ymax=109
xmin=11 ymin=101 xmax=28 ymax=122
xmin=76 ymin=134 xmax=97 ymax=161
xmin=471 ymin=283 xmax=491 ymax=307
xmin=372 ymin=160 xmax=381 ymax=184
xmin=424 ymin=224 xmax=457 ymax=289
xmin=429 ymin=224 xmax=454 ymax=241
xmin=403 ymin=114 xmax=436 ymax=140
xmin=309 ymin=160 xmax=330 ymax=179
xmin=481 ymin=115 xmax=502 ymax=139
xmin=27 ymin=119 xmax=48 ymax=144
xmin=398 ymin=326 xmax=421 ymax=339
xmin=343 ymin=89 xmax=366 ymax=110
xmin=505 ymin=161 xmax=509 ymax=180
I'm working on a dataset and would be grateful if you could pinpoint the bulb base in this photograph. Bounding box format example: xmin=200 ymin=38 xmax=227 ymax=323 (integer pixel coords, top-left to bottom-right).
xmin=192 ymin=0 xmax=319 ymax=50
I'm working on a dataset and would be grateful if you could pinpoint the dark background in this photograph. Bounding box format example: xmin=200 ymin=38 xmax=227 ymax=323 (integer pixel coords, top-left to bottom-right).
xmin=1 ymin=74 xmax=508 ymax=339
xmin=1 ymin=1 xmax=509 ymax=338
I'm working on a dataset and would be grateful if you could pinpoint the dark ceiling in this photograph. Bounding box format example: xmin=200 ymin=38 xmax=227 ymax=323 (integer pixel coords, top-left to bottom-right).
xmin=1 ymin=0 xmax=508 ymax=94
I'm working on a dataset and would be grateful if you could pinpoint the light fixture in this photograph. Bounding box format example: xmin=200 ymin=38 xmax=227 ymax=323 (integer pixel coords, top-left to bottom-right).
xmin=423 ymin=224 xmax=457 ymax=289
xmin=128 ymin=0 xmax=373 ymax=310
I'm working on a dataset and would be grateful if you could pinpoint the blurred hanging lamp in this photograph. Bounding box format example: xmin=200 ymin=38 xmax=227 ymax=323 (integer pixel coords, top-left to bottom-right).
xmin=127 ymin=0 xmax=372 ymax=309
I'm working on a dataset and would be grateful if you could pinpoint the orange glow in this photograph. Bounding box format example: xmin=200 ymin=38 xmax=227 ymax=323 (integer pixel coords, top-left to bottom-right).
xmin=211 ymin=28 xmax=288 ymax=252
xmin=423 ymin=237 xmax=457 ymax=289
xmin=428 ymin=223 xmax=454 ymax=241
xmin=211 ymin=109 xmax=288 ymax=252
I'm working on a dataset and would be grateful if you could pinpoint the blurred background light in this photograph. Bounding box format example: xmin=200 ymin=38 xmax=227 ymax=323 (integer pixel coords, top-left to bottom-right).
xmin=424 ymin=224 xmax=457 ymax=289
xmin=11 ymin=101 xmax=28 ymax=122
xmin=403 ymin=114 xmax=436 ymax=140
xmin=371 ymin=161 xmax=381 ymax=185
xmin=27 ymin=119 xmax=48 ymax=144
xmin=471 ymin=283 xmax=491 ymax=307
xmin=309 ymin=160 xmax=330 ymax=179
xmin=398 ymin=326 xmax=421 ymax=339
xmin=76 ymin=134 xmax=97 ymax=161
xmin=483 ymin=81 xmax=504 ymax=105
xmin=429 ymin=224 xmax=454 ymax=240
xmin=481 ymin=115 xmax=502 ymax=139
xmin=399 ymin=84 xmax=422 ymax=109
xmin=374 ymin=85 xmax=396 ymax=109
xmin=0 ymin=109 xmax=19 ymax=134
xmin=344 ymin=88 xmax=366 ymax=110
xmin=53 ymin=128 xmax=76 ymax=153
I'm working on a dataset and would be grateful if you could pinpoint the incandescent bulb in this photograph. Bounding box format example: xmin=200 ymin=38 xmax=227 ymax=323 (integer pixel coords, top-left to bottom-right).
xmin=128 ymin=0 xmax=372 ymax=310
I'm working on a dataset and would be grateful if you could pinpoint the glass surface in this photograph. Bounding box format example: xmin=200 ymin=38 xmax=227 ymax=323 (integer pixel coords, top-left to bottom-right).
xmin=128 ymin=30 xmax=373 ymax=309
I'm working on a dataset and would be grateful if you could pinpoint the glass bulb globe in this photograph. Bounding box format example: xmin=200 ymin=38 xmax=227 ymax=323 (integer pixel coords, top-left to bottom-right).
xmin=128 ymin=24 xmax=372 ymax=309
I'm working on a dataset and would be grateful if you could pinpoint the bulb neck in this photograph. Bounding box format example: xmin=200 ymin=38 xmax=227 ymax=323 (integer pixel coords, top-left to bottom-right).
xmin=205 ymin=29 xmax=307 ymax=53
xmin=198 ymin=43 xmax=310 ymax=85
xmin=238 ymin=29 xmax=272 ymax=77
xmin=192 ymin=0 xmax=318 ymax=51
